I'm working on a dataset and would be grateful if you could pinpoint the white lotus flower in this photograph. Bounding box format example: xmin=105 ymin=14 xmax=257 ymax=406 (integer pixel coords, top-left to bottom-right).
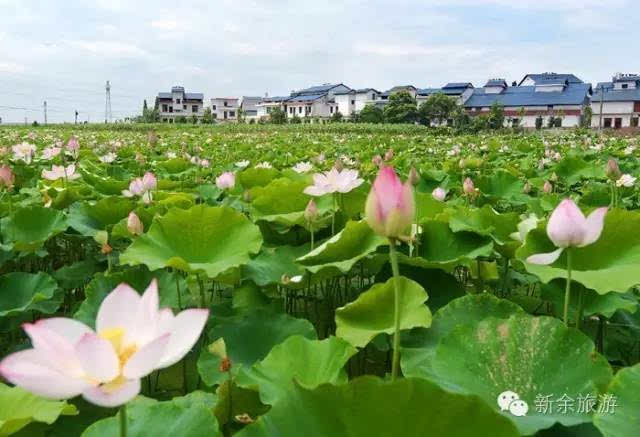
xmin=304 ymin=168 xmax=364 ymax=196
xmin=255 ymin=162 xmax=272 ymax=169
xmin=41 ymin=146 xmax=61 ymax=161
xmin=292 ymin=162 xmax=313 ymax=174
xmin=99 ymin=153 xmax=117 ymax=164
xmin=235 ymin=160 xmax=250 ymax=168
xmin=616 ymin=174 xmax=636 ymax=188
xmin=12 ymin=142 xmax=37 ymax=164
xmin=42 ymin=164 xmax=81 ymax=181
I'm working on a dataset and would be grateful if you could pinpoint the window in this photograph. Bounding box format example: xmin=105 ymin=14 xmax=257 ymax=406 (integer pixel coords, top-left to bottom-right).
xmin=622 ymin=84 xmax=629 ymax=89
xmin=615 ymin=118 xmax=622 ymax=129
xmin=192 ymin=105 xmax=198 ymax=113
xmin=351 ymin=100 xmax=355 ymax=105
xmin=169 ymin=118 xmax=173 ymax=124
xmin=556 ymin=118 xmax=562 ymax=127
xmin=267 ymin=107 xmax=272 ymax=113
xmin=176 ymin=99 xmax=181 ymax=104
xmin=289 ymin=107 xmax=294 ymax=114
xmin=632 ymin=117 xmax=639 ymax=127
xmin=372 ymin=94 xmax=376 ymax=100
xmin=604 ymin=118 xmax=612 ymax=128
xmin=224 ymin=111 xmax=228 ymax=119
xmin=183 ymin=104 xmax=187 ymax=109
xmin=162 ymin=104 xmax=168 ymax=112
xmin=212 ymin=105 xmax=217 ymax=110
xmin=224 ymin=101 xmax=228 ymax=107
xmin=330 ymin=106 xmax=334 ymax=113
xmin=229 ymin=111 xmax=235 ymax=117
xmin=163 ymin=118 xmax=168 ymax=123
xmin=298 ymin=107 xmax=302 ymax=114
xmin=547 ymin=105 xmax=554 ymax=111
xmin=169 ymin=106 xmax=173 ymax=113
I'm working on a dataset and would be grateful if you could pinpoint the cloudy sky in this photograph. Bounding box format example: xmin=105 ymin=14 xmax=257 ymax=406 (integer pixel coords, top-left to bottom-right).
xmin=0 ymin=0 xmax=638 ymax=123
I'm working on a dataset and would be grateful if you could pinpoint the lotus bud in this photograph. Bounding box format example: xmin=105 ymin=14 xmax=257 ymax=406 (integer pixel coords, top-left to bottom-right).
xmin=384 ymin=148 xmax=394 ymax=161
xmin=0 ymin=165 xmax=15 ymax=189
xmin=365 ymin=166 xmax=415 ymax=238
xmin=432 ymin=187 xmax=446 ymax=201
xmin=304 ymin=199 xmax=318 ymax=223
xmin=408 ymin=167 xmax=420 ymax=186
xmin=142 ymin=172 xmax=157 ymax=190
xmin=463 ymin=177 xmax=475 ymax=196
xmin=333 ymin=159 xmax=344 ymax=172
xmin=606 ymin=159 xmax=621 ymax=181
xmin=215 ymin=171 xmax=235 ymax=190
xmin=67 ymin=136 xmax=79 ymax=152
xmin=101 ymin=243 xmax=112 ymax=255
xmin=127 ymin=212 xmax=143 ymax=236
xmin=523 ymin=181 xmax=532 ymax=194
xmin=372 ymin=155 xmax=383 ymax=167
xmin=543 ymin=181 xmax=553 ymax=194
xmin=549 ymin=172 xmax=558 ymax=182
xmin=243 ymin=190 xmax=252 ymax=202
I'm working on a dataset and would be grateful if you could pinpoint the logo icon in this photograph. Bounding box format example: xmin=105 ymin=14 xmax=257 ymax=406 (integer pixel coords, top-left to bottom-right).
xmin=497 ymin=390 xmax=528 ymax=417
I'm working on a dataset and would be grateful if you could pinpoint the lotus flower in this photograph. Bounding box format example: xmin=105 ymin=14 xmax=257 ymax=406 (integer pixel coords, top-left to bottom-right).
xmin=292 ymin=161 xmax=313 ymax=174
xmin=122 ymin=172 xmax=156 ymax=204
xmin=66 ymin=136 xmax=79 ymax=158
xmin=127 ymin=212 xmax=143 ymax=236
xmin=0 ymin=280 xmax=208 ymax=407
xmin=99 ymin=152 xmax=117 ymax=163
xmin=606 ymin=159 xmax=621 ymax=181
xmin=371 ymin=155 xmax=383 ymax=167
xmin=463 ymin=177 xmax=475 ymax=196
xmin=432 ymin=187 xmax=446 ymax=201
xmin=616 ymin=174 xmax=636 ymax=188
xmin=235 ymin=160 xmax=249 ymax=168
xmin=527 ymin=199 xmax=607 ymax=265
xmin=42 ymin=164 xmax=81 ymax=181
xmin=12 ymin=142 xmax=36 ymax=164
xmin=304 ymin=168 xmax=364 ymax=196
xmin=365 ymin=166 xmax=415 ymax=238
xmin=304 ymin=199 xmax=318 ymax=222
xmin=543 ymin=181 xmax=553 ymax=194
xmin=215 ymin=172 xmax=235 ymax=190
xmin=255 ymin=162 xmax=272 ymax=169
xmin=0 ymin=165 xmax=14 ymax=189
xmin=41 ymin=146 xmax=61 ymax=161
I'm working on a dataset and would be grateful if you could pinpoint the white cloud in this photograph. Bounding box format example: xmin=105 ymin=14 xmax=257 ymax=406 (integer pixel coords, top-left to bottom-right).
xmin=0 ymin=62 xmax=25 ymax=73
xmin=64 ymin=40 xmax=150 ymax=58
xmin=354 ymin=42 xmax=485 ymax=58
xmin=151 ymin=19 xmax=179 ymax=30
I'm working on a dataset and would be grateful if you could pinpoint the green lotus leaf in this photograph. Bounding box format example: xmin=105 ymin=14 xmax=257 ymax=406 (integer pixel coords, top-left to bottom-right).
xmin=236 ymin=336 xmax=357 ymax=405
xmin=198 ymin=307 xmax=317 ymax=386
xmin=517 ymin=209 xmax=640 ymax=294
xmin=0 ymin=206 xmax=67 ymax=252
xmin=67 ymin=197 xmax=135 ymax=236
xmin=414 ymin=190 xmax=446 ymax=222
xmin=214 ymin=381 xmax=269 ymax=430
xmin=335 ymin=276 xmax=431 ymax=348
xmin=401 ymin=293 xmax=525 ymax=380
xmin=120 ymin=204 xmax=262 ymax=278
xmin=244 ymin=244 xmax=308 ymax=286
xmin=447 ymin=204 xmax=520 ymax=246
xmin=237 ymin=376 xmax=519 ymax=437
xmin=0 ymin=383 xmax=77 ymax=436
xmin=82 ymin=396 xmax=220 ymax=437
xmin=0 ymin=272 xmax=61 ymax=318
xmin=593 ymin=363 xmax=640 ymax=437
xmin=296 ymin=220 xmax=387 ymax=274
xmin=250 ymin=178 xmax=310 ymax=226
xmin=476 ymin=170 xmax=527 ymax=202
xmin=426 ymin=314 xmax=613 ymax=435
xmin=554 ymin=155 xmax=604 ymax=186
xmin=239 ymin=167 xmax=281 ymax=189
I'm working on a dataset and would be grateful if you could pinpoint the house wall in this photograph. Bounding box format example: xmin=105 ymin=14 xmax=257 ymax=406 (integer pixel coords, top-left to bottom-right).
xmin=590 ymin=101 xmax=639 ymax=128
xmin=211 ymin=99 xmax=239 ymax=120
xmin=355 ymin=92 xmax=377 ymax=112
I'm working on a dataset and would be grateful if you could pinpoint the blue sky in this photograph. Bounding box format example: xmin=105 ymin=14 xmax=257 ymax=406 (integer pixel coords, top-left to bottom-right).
xmin=0 ymin=0 xmax=638 ymax=123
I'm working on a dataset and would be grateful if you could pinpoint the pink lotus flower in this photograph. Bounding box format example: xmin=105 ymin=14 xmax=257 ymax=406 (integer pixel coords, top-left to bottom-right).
xmin=365 ymin=166 xmax=415 ymax=238
xmin=0 ymin=280 xmax=208 ymax=407
xmin=215 ymin=172 xmax=235 ymax=190
xmin=463 ymin=177 xmax=475 ymax=196
xmin=527 ymin=199 xmax=607 ymax=265
xmin=41 ymin=164 xmax=81 ymax=181
xmin=66 ymin=136 xmax=79 ymax=158
xmin=12 ymin=142 xmax=36 ymax=164
xmin=41 ymin=146 xmax=61 ymax=161
xmin=0 ymin=165 xmax=14 ymax=189
xmin=543 ymin=181 xmax=553 ymax=194
xmin=127 ymin=212 xmax=143 ymax=236
xmin=304 ymin=168 xmax=364 ymax=196
xmin=432 ymin=187 xmax=446 ymax=201
xmin=122 ymin=172 xmax=156 ymax=204
xmin=304 ymin=199 xmax=318 ymax=222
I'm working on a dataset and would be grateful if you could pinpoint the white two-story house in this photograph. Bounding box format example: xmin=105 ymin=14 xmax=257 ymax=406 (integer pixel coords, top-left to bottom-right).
xmin=281 ymin=83 xmax=351 ymax=119
xmin=211 ymin=98 xmax=239 ymax=121
xmin=155 ymin=86 xmax=204 ymax=123
xmin=591 ymin=73 xmax=640 ymax=129
xmin=334 ymin=88 xmax=381 ymax=117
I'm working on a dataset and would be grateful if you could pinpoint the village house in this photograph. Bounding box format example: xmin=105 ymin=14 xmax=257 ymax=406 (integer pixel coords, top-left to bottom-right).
xmin=240 ymin=96 xmax=262 ymax=120
xmin=282 ymin=83 xmax=351 ymax=119
xmin=211 ymin=97 xmax=239 ymax=121
xmin=464 ymin=75 xmax=592 ymax=128
xmin=155 ymin=86 xmax=204 ymax=123
xmin=591 ymin=73 xmax=640 ymax=129
xmin=255 ymin=95 xmax=289 ymax=119
xmin=415 ymin=82 xmax=475 ymax=106
xmin=334 ymin=88 xmax=381 ymax=117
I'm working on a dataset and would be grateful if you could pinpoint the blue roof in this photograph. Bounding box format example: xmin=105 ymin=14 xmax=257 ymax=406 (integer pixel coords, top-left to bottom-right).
xmin=484 ymin=79 xmax=507 ymax=87
xmin=593 ymin=82 xmax=640 ymax=102
xmin=519 ymin=73 xmax=583 ymax=85
xmin=443 ymin=82 xmax=473 ymax=89
xmin=261 ymin=96 xmax=289 ymax=103
xmin=157 ymin=90 xmax=203 ymax=100
xmin=416 ymin=88 xmax=441 ymax=95
xmin=465 ymin=83 xmax=592 ymax=108
xmin=292 ymin=83 xmax=348 ymax=96
xmin=287 ymin=94 xmax=325 ymax=102
xmin=334 ymin=88 xmax=380 ymax=95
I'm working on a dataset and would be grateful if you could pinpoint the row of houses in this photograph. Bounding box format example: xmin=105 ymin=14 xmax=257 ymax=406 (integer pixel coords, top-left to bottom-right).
xmin=154 ymin=72 xmax=640 ymax=129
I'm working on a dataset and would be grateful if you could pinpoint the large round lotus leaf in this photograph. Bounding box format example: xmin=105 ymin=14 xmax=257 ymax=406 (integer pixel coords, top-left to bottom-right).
xmin=74 ymin=268 xmax=191 ymax=329
xmin=244 ymin=244 xmax=308 ymax=286
xmin=0 ymin=272 xmax=60 ymax=317
xmin=402 ymin=294 xmax=524 ymax=380
xmin=446 ymin=204 xmax=520 ymax=247
xmin=414 ymin=191 xmax=446 ymax=222
xmin=250 ymin=178 xmax=314 ymax=227
xmin=335 ymin=276 xmax=431 ymax=348
xmin=476 ymin=170 xmax=527 ymax=202
xmin=236 ymin=336 xmax=356 ymax=405
xmin=82 ymin=397 xmax=220 ymax=437
xmin=237 ymin=376 xmax=519 ymax=437
xmin=198 ymin=307 xmax=317 ymax=386
xmin=0 ymin=383 xmax=77 ymax=436
xmin=120 ymin=204 xmax=263 ymax=278
xmin=593 ymin=363 xmax=640 ymax=437
xmin=517 ymin=209 xmax=640 ymax=294
xmin=0 ymin=206 xmax=67 ymax=252
xmin=296 ymin=220 xmax=387 ymax=275
xmin=239 ymin=167 xmax=281 ymax=189
xmin=67 ymin=197 xmax=135 ymax=236
xmin=426 ymin=314 xmax=613 ymax=435
xmin=554 ymin=155 xmax=604 ymax=186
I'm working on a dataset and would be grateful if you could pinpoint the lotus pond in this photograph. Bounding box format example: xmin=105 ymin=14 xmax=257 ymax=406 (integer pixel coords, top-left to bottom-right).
xmin=0 ymin=123 xmax=639 ymax=436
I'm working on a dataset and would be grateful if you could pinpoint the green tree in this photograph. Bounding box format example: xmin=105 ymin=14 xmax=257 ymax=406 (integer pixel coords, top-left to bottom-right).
xmin=581 ymin=106 xmax=592 ymax=128
xmin=290 ymin=114 xmax=302 ymax=124
xmin=383 ymin=91 xmax=417 ymax=124
xmin=331 ymin=111 xmax=343 ymax=123
xmin=359 ymin=104 xmax=384 ymax=123
xmin=535 ymin=115 xmax=544 ymax=130
xmin=190 ymin=115 xmax=198 ymax=124
xmin=452 ymin=106 xmax=471 ymax=129
xmin=487 ymin=101 xmax=505 ymax=129
xmin=269 ymin=107 xmax=287 ymax=124
xmin=202 ymin=107 xmax=213 ymax=124
xmin=418 ymin=92 xmax=458 ymax=126
xmin=175 ymin=116 xmax=187 ymax=124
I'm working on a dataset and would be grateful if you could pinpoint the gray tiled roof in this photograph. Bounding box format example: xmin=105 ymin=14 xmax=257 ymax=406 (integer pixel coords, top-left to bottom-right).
xmin=519 ymin=73 xmax=583 ymax=85
xmin=287 ymin=93 xmax=325 ymax=102
xmin=593 ymin=82 xmax=640 ymax=102
xmin=443 ymin=82 xmax=473 ymax=89
xmin=465 ymin=83 xmax=592 ymax=108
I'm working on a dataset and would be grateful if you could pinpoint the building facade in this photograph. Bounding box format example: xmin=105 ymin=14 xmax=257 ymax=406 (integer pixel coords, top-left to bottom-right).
xmin=155 ymin=86 xmax=204 ymax=123
xmin=334 ymin=88 xmax=381 ymax=117
xmin=240 ymin=96 xmax=262 ymax=120
xmin=211 ymin=98 xmax=239 ymax=121
xmin=591 ymin=74 xmax=640 ymax=129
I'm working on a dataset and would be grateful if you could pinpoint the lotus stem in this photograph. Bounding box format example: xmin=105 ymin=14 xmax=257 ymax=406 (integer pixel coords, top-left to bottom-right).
xmin=388 ymin=239 xmax=401 ymax=381
xmin=119 ymin=404 xmax=127 ymax=437
xmin=563 ymin=249 xmax=572 ymax=326
xmin=331 ymin=193 xmax=337 ymax=235
xmin=310 ymin=225 xmax=315 ymax=250
xmin=576 ymin=286 xmax=584 ymax=330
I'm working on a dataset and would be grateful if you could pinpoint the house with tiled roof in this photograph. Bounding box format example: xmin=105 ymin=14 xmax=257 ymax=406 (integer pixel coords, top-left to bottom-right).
xmin=591 ymin=73 xmax=640 ymax=129
xmin=519 ymin=73 xmax=583 ymax=86
xmin=255 ymin=95 xmax=289 ymax=119
xmin=155 ymin=86 xmax=204 ymax=123
xmin=240 ymin=96 xmax=262 ymax=120
xmin=416 ymin=82 xmax=475 ymax=105
xmin=282 ymin=83 xmax=351 ymax=119
xmin=334 ymin=88 xmax=381 ymax=117
xmin=465 ymin=77 xmax=592 ymax=128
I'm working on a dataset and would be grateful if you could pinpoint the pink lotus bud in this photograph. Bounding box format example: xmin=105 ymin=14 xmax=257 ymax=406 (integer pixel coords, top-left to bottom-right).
xmin=463 ymin=177 xmax=475 ymax=196
xmin=372 ymin=155 xmax=383 ymax=167
xmin=304 ymin=199 xmax=318 ymax=222
xmin=365 ymin=166 xmax=415 ymax=238
xmin=408 ymin=167 xmax=420 ymax=186
xmin=527 ymin=199 xmax=607 ymax=265
xmin=216 ymin=171 xmax=235 ymax=190
xmin=127 ymin=212 xmax=143 ymax=236
xmin=543 ymin=181 xmax=553 ymax=194
xmin=606 ymin=159 xmax=621 ymax=181
xmin=384 ymin=148 xmax=394 ymax=161
xmin=0 ymin=165 xmax=15 ymax=189
xmin=432 ymin=187 xmax=446 ymax=201
xmin=67 ymin=136 xmax=79 ymax=152
xmin=142 ymin=172 xmax=157 ymax=190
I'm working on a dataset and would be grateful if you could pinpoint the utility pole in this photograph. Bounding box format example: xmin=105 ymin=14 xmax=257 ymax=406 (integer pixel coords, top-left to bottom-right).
xmin=75 ymin=110 xmax=78 ymax=124
xmin=105 ymin=80 xmax=112 ymax=123
xmin=43 ymin=101 xmax=47 ymax=125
